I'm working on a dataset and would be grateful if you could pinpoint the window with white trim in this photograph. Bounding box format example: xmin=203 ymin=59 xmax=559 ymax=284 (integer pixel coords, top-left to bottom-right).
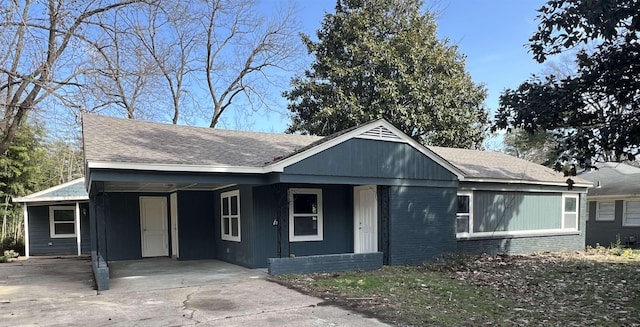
xmin=289 ymin=188 xmax=323 ymax=242
xmin=49 ymin=206 xmax=76 ymax=238
xmin=595 ymin=201 xmax=615 ymax=221
xmin=221 ymin=190 xmax=241 ymax=242
xmin=562 ymin=194 xmax=579 ymax=230
xmin=456 ymin=192 xmax=472 ymax=236
xmin=624 ymin=200 xmax=640 ymax=226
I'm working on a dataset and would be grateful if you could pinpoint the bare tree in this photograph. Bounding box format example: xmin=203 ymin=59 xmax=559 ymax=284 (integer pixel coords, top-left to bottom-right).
xmin=0 ymin=0 xmax=152 ymax=155
xmin=202 ymin=0 xmax=301 ymax=128
xmin=127 ymin=0 xmax=200 ymax=124
xmin=80 ymin=7 xmax=159 ymax=120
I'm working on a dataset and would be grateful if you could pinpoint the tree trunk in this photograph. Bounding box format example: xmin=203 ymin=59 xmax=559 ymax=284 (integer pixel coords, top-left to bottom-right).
xmin=1 ymin=195 xmax=9 ymax=240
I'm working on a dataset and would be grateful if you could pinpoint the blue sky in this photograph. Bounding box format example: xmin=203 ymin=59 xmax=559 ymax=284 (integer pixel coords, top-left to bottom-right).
xmin=235 ymin=0 xmax=549 ymax=148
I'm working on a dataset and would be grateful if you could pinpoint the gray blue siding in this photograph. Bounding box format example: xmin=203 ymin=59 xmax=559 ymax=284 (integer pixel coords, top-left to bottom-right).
xmin=251 ymin=185 xmax=281 ymax=267
xmin=282 ymin=184 xmax=353 ymax=258
xmin=473 ymin=192 xmax=562 ymax=232
xmin=177 ymin=191 xmax=216 ymax=260
xmin=213 ymin=185 xmax=255 ymax=267
xmin=586 ymin=199 xmax=640 ymax=247
xmin=27 ymin=203 xmax=90 ymax=255
xmin=389 ymin=186 xmax=457 ymax=265
xmin=104 ymin=193 xmax=144 ymax=260
xmin=458 ymin=194 xmax=587 ymax=254
xmin=251 ymin=184 xmax=355 ymax=268
xmin=283 ymin=139 xmax=456 ymax=182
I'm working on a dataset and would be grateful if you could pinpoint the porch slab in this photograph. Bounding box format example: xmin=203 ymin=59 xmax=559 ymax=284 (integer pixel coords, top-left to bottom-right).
xmin=107 ymin=258 xmax=266 ymax=293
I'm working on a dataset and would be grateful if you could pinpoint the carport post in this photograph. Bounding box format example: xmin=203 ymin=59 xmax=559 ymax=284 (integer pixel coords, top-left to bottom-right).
xmin=75 ymin=202 xmax=81 ymax=256
xmin=23 ymin=204 xmax=29 ymax=258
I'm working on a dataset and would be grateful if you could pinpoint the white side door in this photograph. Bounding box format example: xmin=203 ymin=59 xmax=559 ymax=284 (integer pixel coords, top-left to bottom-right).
xmin=170 ymin=193 xmax=179 ymax=259
xmin=354 ymin=185 xmax=378 ymax=253
xmin=140 ymin=196 xmax=169 ymax=257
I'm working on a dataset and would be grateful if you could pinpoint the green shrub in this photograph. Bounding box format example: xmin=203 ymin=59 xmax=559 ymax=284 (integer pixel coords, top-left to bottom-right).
xmin=0 ymin=256 xmax=6 ymax=263
xmin=4 ymin=249 xmax=19 ymax=259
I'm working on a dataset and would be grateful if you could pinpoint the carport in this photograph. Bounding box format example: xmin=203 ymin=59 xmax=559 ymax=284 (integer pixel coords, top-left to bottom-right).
xmin=0 ymin=256 xmax=95 ymax=302
xmin=1 ymin=257 xmax=388 ymax=326
xmin=107 ymin=258 xmax=266 ymax=293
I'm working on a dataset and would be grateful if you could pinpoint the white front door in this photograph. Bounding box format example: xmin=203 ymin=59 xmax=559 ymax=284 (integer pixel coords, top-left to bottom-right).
xmin=170 ymin=193 xmax=179 ymax=259
xmin=140 ymin=196 xmax=169 ymax=257
xmin=354 ymin=185 xmax=378 ymax=253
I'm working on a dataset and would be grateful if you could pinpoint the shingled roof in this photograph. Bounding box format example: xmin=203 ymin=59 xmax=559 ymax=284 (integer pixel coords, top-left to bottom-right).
xmin=82 ymin=114 xmax=588 ymax=186
xmin=13 ymin=178 xmax=88 ymax=203
xmin=428 ymin=146 xmax=589 ymax=185
xmin=580 ymin=162 xmax=640 ymax=196
xmin=82 ymin=114 xmax=322 ymax=167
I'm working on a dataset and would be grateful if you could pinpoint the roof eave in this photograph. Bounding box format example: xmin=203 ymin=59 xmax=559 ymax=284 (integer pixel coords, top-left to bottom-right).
xmin=86 ymin=161 xmax=269 ymax=174
xmin=587 ymin=194 xmax=640 ymax=199
xmin=462 ymin=177 xmax=592 ymax=189
xmin=13 ymin=195 xmax=90 ymax=203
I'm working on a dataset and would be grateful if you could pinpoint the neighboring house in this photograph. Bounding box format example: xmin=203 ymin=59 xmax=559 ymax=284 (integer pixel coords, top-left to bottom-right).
xmin=82 ymin=114 xmax=590 ymax=290
xmin=12 ymin=178 xmax=90 ymax=257
xmin=580 ymin=162 xmax=640 ymax=247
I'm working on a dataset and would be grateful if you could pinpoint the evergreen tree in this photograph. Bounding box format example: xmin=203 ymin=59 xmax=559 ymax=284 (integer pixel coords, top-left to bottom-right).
xmin=0 ymin=123 xmax=47 ymax=243
xmin=285 ymin=0 xmax=488 ymax=148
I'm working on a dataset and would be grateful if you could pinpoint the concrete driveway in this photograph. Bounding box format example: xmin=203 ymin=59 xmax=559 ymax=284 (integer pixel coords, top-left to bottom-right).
xmin=0 ymin=257 xmax=389 ymax=326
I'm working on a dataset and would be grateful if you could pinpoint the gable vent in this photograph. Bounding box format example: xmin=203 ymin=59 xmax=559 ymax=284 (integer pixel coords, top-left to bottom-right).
xmin=357 ymin=125 xmax=403 ymax=142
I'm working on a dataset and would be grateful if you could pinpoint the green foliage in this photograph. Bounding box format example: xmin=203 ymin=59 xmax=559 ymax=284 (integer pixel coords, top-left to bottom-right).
xmin=529 ymin=0 xmax=639 ymax=63
xmin=285 ymin=0 xmax=488 ymax=148
xmin=0 ymin=123 xmax=46 ymax=200
xmin=494 ymin=0 xmax=640 ymax=164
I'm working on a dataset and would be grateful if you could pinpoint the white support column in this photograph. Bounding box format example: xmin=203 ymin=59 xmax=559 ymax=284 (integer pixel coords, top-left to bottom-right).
xmin=75 ymin=202 xmax=81 ymax=256
xmin=23 ymin=204 xmax=29 ymax=258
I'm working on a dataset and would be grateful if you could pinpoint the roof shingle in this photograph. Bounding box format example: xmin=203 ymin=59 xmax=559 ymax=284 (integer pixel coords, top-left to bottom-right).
xmin=82 ymin=114 xmax=322 ymax=167
xmin=580 ymin=162 xmax=640 ymax=196
xmin=428 ymin=146 xmax=588 ymax=185
xmin=82 ymin=114 xmax=587 ymax=186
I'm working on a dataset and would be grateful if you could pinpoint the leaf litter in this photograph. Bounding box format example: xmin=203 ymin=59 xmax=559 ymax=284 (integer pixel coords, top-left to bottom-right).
xmin=273 ymin=251 xmax=640 ymax=327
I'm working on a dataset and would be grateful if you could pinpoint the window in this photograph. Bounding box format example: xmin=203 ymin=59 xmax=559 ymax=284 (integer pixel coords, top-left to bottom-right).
xmin=562 ymin=194 xmax=579 ymax=230
xmin=49 ymin=206 xmax=76 ymax=238
xmin=596 ymin=201 xmax=615 ymax=221
xmin=221 ymin=190 xmax=241 ymax=242
xmin=289 ymin=188 xmax=323 ymax=242
xmin=456 ymin=192 xmax=472 ymax=236
xmin=624 ymin=200 xmax=640 ymax=226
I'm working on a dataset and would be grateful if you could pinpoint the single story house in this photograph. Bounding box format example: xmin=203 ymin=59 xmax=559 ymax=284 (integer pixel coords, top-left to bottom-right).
xmin=580 ymin=162 xmax=640 ymax=247
xmin=82 ymin=114 xmax=590 ymax=290
xmin=12 ymin=178 xmax=90 ymax=257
